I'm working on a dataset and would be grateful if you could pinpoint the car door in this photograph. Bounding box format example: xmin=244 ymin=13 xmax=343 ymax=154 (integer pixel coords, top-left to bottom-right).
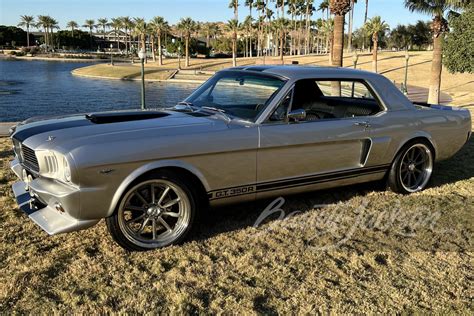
xmin=256 ymin=80 xmax=374 ymax=193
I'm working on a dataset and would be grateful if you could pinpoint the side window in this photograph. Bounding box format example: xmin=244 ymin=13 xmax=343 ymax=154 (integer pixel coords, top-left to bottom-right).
xmin=316 ymin=81 xmax=375 ymax=99
xmin=291 ymin=79 xmax=383 ymax=120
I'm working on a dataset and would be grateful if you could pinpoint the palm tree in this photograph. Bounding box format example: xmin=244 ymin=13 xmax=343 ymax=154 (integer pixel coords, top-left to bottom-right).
xmin=242 ymin=16 xmax=253 ymax=57
xmin=330 ymin=0 xmax=351 ymax=67
xmin=245 ymin=0 xmax=255 ymax=56
xmin=66 ymin=21 xmax=78 ymax=37
xmin=274 ymin=18 xmax=289 ymax=63
xmin=150 ymin=16 xmax=169 ymax=65
xmin=120 ymin=16 xmax=133 ymax=53
xmin=110 ymin=18 xmax=122 ymax=50
xmin=229 ymin=0 xmax=239 ymax=21
xmin=226 ymin=19 xmax=240 ymax=67
xmin=83 ymin=19 xmax=95 ymax=48
xmin=276 ymin=0 xmax=286 ymax=18
xmin=405 ymin=0 xmax=464 ymax=104
xmin=47 ymin=17 xmax=59 ymax=49
xmin=36 ymin=15 xmax=49 ymax=46
xmin=347 ymin=0 xmax=358 ymax=51
xmin=304 ymin=0 xmax=315 ymax=55
xmin=256 ymin=0 xmax=265 ymax=56
xmin=318 ymin=0 xmax=330 ymax=19
xmin=36 ymin=16 xmax=59 ymax=48
xmin=364 ymin=16 xmax=389 ymax=73
xmin=18 ymin=15 xmax=35 ymax=47
xmin=133 ymin=18 xmax=147 ymax=51
xmin=320 ymin=18 xmax=334 ymax=63
xmin=177 ymin=17 xmax=196 ymax=68
xmin=97 ymin=18 xmax=109 ymax=38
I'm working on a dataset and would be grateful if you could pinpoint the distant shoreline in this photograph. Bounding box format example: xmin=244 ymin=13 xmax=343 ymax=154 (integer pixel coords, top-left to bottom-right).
xmin=1 ymin=54 xmax=110 ymax=63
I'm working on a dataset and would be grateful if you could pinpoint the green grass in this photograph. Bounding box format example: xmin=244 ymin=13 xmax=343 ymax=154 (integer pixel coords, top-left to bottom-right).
xmin=0 ymin=136 xmax=472 ymax=313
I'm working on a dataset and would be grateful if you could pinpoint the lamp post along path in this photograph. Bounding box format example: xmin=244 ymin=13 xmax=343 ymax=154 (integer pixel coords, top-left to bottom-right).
xmin=404 ymin=51 xmax=410 ymax=95
xmin=138 ymin=48 xmax=146 ymax=110
xmin=110 ymin=43 xmax=114 ymax=66
xmin=351 ymin=52 xmax=359 ymax=97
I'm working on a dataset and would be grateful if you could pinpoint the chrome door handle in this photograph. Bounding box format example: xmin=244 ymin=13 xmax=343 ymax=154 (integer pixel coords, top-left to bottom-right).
xmin=354 ymin=121 xmax=371 ymax=128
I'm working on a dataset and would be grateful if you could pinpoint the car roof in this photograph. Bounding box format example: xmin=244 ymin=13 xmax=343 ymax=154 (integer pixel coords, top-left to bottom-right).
xmin=224 ymin=65 xmax=381 ymax=81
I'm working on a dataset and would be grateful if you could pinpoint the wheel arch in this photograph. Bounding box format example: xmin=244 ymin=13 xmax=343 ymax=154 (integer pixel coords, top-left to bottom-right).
xmin=107 ymin=160 xmax=210 ymax=216
xmin=393 ymin=133 xmax=437 ymax=163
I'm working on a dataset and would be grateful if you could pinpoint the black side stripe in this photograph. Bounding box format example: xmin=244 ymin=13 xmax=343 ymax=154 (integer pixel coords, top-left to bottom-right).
xmin=208 ymin=164 xmax=390 ymax=200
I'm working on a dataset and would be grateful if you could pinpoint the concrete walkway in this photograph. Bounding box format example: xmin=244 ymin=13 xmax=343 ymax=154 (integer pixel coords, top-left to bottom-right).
xmin=0 ymin=123 xmax=15 ymax=137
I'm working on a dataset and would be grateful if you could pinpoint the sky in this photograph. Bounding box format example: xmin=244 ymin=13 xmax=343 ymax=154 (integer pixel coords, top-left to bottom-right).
xmin=1 ymin=0 xmax=431 ymax=30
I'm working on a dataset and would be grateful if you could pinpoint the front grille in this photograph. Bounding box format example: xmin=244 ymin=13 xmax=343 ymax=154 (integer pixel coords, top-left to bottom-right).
xmin=21 ymin=145 xmax=40 ymax=173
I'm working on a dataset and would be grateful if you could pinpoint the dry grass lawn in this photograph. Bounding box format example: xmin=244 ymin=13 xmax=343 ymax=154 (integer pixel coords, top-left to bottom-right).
xmin=0 ymin=130 xmax=473 ymax=313
xmin=72 ymin=64 xmax=175 ymax=81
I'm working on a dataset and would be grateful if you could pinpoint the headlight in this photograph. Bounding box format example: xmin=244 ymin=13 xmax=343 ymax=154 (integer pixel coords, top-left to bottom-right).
xmin=36 ymin=151 xmax=73 ymax=183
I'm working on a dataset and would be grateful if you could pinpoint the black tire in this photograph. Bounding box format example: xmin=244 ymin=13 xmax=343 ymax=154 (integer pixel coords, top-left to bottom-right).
xmin=387 ymin=139 xmax=435 ymax=194
xmin=106 ymin=170 xmax=198 ymax=251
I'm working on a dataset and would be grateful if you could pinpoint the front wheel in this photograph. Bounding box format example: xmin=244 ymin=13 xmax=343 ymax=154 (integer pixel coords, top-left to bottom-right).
xmin=106 ymin=171 xmax=197 ymax=251
xmin=387 ymin=141 xmax=434 ymax=194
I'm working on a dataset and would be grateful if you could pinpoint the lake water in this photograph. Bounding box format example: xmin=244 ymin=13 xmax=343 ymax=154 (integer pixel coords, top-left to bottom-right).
xmin=0 ymin=59 xmax=199 ymax=122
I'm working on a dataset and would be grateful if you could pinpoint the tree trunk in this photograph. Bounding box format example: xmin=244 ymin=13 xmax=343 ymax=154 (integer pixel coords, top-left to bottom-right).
xmin=364 ymin=0 xmax=369 ymax=23
xmin=372 ymin=37 xmax=378 ymax=73
xmin=185 ymin=36 xmax=190 ymax=67
xmin=158 ymin=32 xmax=163 ymax=66
xmin=305 ymin=3 xmax=310 ymax=54
xmin=428 ymin=35 xmax=442 ymax=104
xmin=333 ymin=14 xmax=344 ymax=67
xmin=332 ymin=13 xmax=345 ymax=97
xmin=232 ymin=34 xmax=237 ymax=67
xmin=26 ymin=27 xmax=30 ymax=47
xmin=151 ymin=36 xmax=156 ymax=62
xmin=280 ymin=31 xmax=284 ymax=64
xmin=250 ymin=34 xmax=253 ymax=58
xmin=329 ymin=35 xmax=333 ymax=65
xmin=348 ymin=0 xmax=354 ymax=51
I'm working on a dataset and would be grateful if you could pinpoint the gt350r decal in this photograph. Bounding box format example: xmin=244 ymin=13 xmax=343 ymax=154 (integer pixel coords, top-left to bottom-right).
xmin=210 ymin=185 xmax=256 ymax=199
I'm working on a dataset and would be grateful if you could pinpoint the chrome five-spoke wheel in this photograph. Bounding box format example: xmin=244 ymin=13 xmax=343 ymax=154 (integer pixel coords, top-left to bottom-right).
xmin=107 ymin=172 xmax=196 ymax=251
xmin=388 ymin=141 xmax=434 ymax=194
xmin=399 ymin=144 xmax=433 ymax=192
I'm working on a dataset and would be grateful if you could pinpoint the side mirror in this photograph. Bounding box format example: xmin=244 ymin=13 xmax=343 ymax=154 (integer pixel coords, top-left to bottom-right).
xmin=287 ymin=109 xmax=306 ymax=122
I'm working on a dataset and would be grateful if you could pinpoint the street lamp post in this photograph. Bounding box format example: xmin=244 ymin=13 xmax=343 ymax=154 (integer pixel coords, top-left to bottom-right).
xmin=138 ymin=48 xmax=146 ymax=110
xmin=403 ymin=51 xmax=410 ymax=95
xmin=351 ymin=51 xmax=359 ymax=97
xmin=110 ymin=43 xmax=114 ymax=66
xmin=352 ymin=51 xmax=359 ymax=69
xmin=178 ymin=45 xmax=182 ymax=70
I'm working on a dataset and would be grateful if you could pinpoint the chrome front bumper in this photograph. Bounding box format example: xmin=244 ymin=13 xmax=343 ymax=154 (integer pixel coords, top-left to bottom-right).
xmin=10 ymin=158 xmax=100 ymax=235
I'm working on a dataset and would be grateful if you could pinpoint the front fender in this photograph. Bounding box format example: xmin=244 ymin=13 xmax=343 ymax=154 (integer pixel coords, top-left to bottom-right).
xmin=106 ymin=160 xmax=211 ymax=216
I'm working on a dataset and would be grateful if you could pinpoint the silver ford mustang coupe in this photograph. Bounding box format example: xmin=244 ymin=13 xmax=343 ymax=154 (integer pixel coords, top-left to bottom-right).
xmin=10 ymin=66 xmax=471 ymax=250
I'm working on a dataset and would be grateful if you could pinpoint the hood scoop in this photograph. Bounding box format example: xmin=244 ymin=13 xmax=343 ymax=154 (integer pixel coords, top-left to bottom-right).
xmin=85 ymin=111 xmax=169 ymax=124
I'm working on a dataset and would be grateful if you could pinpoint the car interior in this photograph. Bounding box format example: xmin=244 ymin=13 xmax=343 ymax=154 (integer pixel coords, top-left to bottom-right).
xmin=270 ymin=79 xmax=383 ymax=122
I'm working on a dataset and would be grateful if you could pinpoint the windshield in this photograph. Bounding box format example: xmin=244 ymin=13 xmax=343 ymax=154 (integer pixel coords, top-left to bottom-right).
xmin=184 ymin=72 xmax=286 ymax=121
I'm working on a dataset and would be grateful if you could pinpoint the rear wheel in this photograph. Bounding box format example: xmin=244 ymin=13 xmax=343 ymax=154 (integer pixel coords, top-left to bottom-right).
xmin=387 ymin=141 xmax=434 ymax=194
xmin=106 ymin=171 xmax=197 ymax=251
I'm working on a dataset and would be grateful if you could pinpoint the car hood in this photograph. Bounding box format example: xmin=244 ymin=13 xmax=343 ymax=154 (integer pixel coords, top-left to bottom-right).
xmin=12 ymin=109 xmax=228 ymax=151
